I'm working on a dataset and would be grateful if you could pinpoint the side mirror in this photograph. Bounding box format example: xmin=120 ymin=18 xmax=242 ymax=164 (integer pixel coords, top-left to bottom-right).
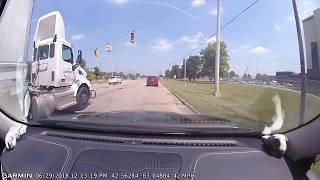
xmin=73 ymin=50 xmax=82 ymax=71
xmin=77 ymin=50 xmax=83 ymax=65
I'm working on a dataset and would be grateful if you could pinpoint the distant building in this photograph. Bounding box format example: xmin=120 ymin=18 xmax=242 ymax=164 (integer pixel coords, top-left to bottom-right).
xmin=303 ymin=8 xmax=320 ymax=80
xmin=276 ymin=71 xmax=294 ymax=78
xmin=274 ymin=71 xmax=299 ymax=84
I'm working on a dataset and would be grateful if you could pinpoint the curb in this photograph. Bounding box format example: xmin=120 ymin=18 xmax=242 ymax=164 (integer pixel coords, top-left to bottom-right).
xmin=160 ymin=81 xmax=200 ymax=115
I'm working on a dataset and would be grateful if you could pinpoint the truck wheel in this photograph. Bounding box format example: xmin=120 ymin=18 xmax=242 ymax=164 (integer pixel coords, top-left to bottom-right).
xmin=76 ymin=87 xmax=89 ymax=109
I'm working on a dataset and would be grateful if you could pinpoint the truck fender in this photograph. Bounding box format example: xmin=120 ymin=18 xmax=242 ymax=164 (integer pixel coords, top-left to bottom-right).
xmin=71 ymin=80 xmax=90 ymax=97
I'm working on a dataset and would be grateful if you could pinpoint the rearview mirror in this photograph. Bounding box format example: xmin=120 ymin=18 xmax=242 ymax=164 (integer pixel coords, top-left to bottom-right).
xmin=77 ymin=50 xmax=82 ymax=65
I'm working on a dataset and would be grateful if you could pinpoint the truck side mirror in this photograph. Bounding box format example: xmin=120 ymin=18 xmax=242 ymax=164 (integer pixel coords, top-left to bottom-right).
xmin=72 ymin=50 xmax=83 ymax=71
xmin=77 ymin=50 xmax=82 ymax=65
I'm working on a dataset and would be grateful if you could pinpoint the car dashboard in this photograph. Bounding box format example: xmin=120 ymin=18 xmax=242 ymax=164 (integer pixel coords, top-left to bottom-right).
xmin=1 ymin=127 xmax=293 ymax=180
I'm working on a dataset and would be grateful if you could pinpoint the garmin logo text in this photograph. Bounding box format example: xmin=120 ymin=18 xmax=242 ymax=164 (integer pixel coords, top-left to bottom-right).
xmin=2 ymin=173 xmax=33 ymax=179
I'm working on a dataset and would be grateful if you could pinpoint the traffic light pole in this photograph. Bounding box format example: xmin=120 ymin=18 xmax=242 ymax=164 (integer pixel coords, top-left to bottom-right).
xmin=214 ymin=0 xmax=221 ymax=97
xmin=112 ymin=63 xmax=114 ymax=76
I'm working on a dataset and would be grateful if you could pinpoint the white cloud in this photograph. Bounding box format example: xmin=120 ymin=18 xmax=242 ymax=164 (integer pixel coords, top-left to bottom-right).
xmin=179 ymin=33 xmax=216 ymax=48
xmin=191 ymin=0 xmax=206 ymax=7
xmin=71 ymin=33 xmax=85 ymax=41
xmin=209 ymin=7 xmax=223 ymax=16
xmin=206 ymin=35 xmax=216 ymax=44
xmin=274 ymin=24 xmax=281 ymax=32
xmin=287 ymin=15 xmax=295 ymax=23
xmin=108 ymin=0 xmax=128 ymax=5
xmin=134 ymin=1 xmax=195 ymax=19
xmin=231 ymin=44 xmax=253 ymax=53
xmin=300 ymin=0 xmax=317 ymax=18
xmin=151 ymin=39 xmax=173 ymax=52
xmin=287 ymin=0 xmax=317 ymax=24
xmin=180 ymin=32 xmax=204 ymax=44
xmin=248 ymin=47 xmax=270 ymax=55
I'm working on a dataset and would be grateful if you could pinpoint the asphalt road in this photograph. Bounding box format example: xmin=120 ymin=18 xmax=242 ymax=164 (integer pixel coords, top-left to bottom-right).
xmin=81 ymin=79 xmax=193 ymax=114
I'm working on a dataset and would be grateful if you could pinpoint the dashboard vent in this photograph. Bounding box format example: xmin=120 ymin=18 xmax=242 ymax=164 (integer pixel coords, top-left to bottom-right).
xmin=142 ymin=139 xmax=236 ymax=147
xmin=42 ymin=131 xmax=237 ymax=147
xmin=44 ymin=132 xmax=125 ymax=144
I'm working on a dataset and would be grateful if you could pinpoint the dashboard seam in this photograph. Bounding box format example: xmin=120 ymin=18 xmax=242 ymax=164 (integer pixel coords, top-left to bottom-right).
xmin=27 ymin=136 xmax=72 ymax=178
xmin=190 ymin=150 xmax=262 ymax=179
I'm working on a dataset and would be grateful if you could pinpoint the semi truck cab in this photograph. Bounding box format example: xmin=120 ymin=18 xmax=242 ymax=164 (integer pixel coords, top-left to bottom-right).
xmin=31 ymin=11 xmax=75 ymax=87
xmin=29 ymin=11 xmax=95 ymax=120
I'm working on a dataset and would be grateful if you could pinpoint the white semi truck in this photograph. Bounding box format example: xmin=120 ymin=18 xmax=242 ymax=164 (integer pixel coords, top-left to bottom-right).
xmin=29 ymin=11 xmax=95 ymax=120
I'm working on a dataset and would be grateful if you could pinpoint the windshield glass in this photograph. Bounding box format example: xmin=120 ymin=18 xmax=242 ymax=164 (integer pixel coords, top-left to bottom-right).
xmin=37 ymin=45 xmax=49 ymax=60
xmin=1 ymin=0 xmax=320 ymax=134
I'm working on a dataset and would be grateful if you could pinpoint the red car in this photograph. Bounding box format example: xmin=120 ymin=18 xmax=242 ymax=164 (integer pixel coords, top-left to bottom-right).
xmin=147 ymin=76 xmax=159 ymax=86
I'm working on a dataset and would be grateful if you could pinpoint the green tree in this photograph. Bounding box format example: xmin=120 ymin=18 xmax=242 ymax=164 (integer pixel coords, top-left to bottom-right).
xmin=82 ymin=66 xmax=94 ymax=81
xmin=128 ymin=73 xmax=135 ymax=79
xmin=255 ymin=73 xmax=261 ymax=81
xmin=93 ymin=67 xmax=100 ymax=79
xmin=79 ymin=58 xmax=86 ymax=68
xmin=77 ymin=59 xmax=95 ymax=81
xmin=200 ymin=41 xmax=230 ymax=80
xmin=243 ymin=73 xmax=248 ymax=81
xmin=118 ymin=72 xmax=125 ymax=78
xmin=229 ymin=71 xmax=237 ymax=78
xmin=165 ymin=69 xmax=172 ymax=78
xmin=171 ymin=65 xmax=182 ymax=79
xmin=255 ymin=73 xmax=269 ymax=81
xmin=261 ymin=74 xmax=269 ymax=81
xmin=183 ymin=56 xmax=201 ymax=81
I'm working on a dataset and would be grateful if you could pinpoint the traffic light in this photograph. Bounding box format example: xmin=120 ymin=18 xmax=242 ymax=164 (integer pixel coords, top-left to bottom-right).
xmin=94 ymin=48 xmax=100 ymax=57
xmin=183 ymin=59 xmax=185 ymax=64
xmin=130 ymin=31 xmax=135 ymax=44
xmin=105 ymin=43 xmax=112 ymax=53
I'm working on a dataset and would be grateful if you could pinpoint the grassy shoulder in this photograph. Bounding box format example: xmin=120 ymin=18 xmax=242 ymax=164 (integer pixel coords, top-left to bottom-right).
xmin=161 ymin=79 xmax=320 ymax=131
xmin=313 ymin=165 xmax=320 ymax=177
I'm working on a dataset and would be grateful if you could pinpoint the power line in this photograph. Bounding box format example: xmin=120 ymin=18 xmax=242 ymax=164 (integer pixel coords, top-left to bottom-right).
xmin=168 ymin=0 xmax=261 ymax=66
xmin=82 ymin=1 xmax=209 ymax=51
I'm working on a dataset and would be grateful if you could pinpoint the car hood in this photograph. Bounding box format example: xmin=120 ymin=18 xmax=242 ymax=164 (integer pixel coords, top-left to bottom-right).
xmin=30 ymin=111 xmax=260 ymax=135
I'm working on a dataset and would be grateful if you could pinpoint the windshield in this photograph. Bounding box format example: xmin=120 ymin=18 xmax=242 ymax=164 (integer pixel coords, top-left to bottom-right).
xmin=1 ymin=0 xmax=320 ymax=134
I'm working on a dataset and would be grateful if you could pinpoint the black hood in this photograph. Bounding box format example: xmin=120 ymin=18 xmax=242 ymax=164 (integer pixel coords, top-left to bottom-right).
xmin=28 ymin=111 xmax=260 ymax=136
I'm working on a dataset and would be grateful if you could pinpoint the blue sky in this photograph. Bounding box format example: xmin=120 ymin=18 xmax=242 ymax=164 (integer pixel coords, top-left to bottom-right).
xmin=28 ymin=0 xmax=320 ymax=76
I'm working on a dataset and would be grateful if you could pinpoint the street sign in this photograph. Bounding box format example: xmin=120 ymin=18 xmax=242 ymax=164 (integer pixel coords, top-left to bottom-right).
xmin=106 ymin=43 xmax=112 ymax=53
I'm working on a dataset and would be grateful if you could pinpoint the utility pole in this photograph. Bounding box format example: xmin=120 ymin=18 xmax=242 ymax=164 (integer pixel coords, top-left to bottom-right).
xmin=184 ymin=59 xmax=187 ymax=86
xmin=242 ymin=66 xmax=249 ymax=81
xmin=112 ymin=63 xmax=114 ymax=76
xmin=292 ymin=0 xmax=306 ymax=125
xmin=214 ymin=0 xmax=221 ymax=97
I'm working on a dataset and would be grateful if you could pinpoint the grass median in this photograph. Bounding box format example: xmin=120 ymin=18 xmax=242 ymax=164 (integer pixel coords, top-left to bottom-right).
xmin=161 ymin=79 xmax=320 ymax=131
xmin=314 ymin=165 xmax=320 ymax=177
